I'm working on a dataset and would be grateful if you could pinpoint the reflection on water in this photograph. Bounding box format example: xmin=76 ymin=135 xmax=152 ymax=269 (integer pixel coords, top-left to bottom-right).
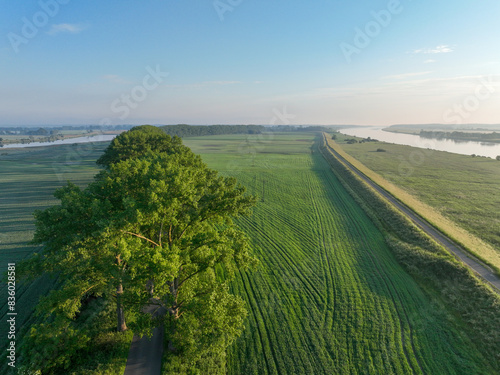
xmin=340 ymin=127 xmax=500 ymax=158
xmin=480 ymin=142 xmax=497 ymax=147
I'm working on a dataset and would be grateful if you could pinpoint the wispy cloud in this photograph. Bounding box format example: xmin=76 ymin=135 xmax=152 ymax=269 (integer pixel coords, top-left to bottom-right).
xmin=47 ymin=23 xmax=87 ymax=36
xmin=203 ymin=81 xmax=241 ymax=85
xmin=382 ymin=71 xmax=433 ymax=80
xmin=313 ymin=75 xmax=500 ymax=100
xmin=411 ymin=45 xmax=454 ymax=54
xmin=166 ymin=81 xmax=242 ymax=89
xmin=424 ymin=59 xmax=436 ymax=64
xmin=272 ymin=75 xmax=500 ymax=105
xmin=102 ymin=75 xmax=131 ymax=84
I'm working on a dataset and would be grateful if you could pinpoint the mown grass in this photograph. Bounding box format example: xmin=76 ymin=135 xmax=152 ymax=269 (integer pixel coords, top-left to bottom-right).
xmin=0 ymin=142 xmax=132 ymax=375
xmin=184 ymin=133 xmax=497 ymax=374
xmin=330 ymin=133 xmax=500 ymax=274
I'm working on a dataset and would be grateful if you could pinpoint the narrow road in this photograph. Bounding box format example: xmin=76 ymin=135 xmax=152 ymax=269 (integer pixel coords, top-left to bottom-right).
xmin=123 ymin=304 xmax=165 ymax=375
xmin=323 ymin=138 xmax=500 ymax=293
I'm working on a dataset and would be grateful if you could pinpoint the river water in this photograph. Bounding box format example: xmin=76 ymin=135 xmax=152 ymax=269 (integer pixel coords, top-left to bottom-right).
xmin=3 ymin=129 xmax=500 ymax=159
xmin=1 ymin=134 xmax=117 ymax=149
xmin=340 ymin=127 xmax=500 ymax=159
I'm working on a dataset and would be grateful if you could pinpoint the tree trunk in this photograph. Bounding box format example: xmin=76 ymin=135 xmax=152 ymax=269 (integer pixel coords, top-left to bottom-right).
xmin=117 ymin=283 xmax=127 ymax=332
xmin=167 ymin=336 xmax=177 ymax=352
xmin=167 ymin=277 xmax=180 ymax=351
xmin=146 ymin=279 xmax=154 ymax=297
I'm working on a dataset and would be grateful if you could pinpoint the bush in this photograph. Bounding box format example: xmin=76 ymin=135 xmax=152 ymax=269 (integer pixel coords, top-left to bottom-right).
xmin=19 ymin=319 xmax=91 ymax=374
xmin=376 ymin=148 xmax=386 ymax=152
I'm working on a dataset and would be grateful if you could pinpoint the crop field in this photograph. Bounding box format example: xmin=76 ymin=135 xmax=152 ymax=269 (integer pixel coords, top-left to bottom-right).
xmin=1 ymin=133 xmax=497 ymax=374
xmin=334 ymin=134 xmax=500 ymax=257
xmin=0 ymin=142 xmax=108 ymax=364
xmin=183 ymin=133 xmax=495 ymax=375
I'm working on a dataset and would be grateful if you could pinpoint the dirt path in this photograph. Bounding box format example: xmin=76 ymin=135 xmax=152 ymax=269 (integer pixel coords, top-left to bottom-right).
xmin=123 ymin=304 xmax=165 ymax=375
xmin=323 ymin=140 xmax=500 ymax=293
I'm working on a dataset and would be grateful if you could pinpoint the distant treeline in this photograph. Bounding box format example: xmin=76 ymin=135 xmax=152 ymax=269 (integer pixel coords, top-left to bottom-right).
xmin=160 ymin=124 xmax=342 ymax=137
xmin=420 ymin=130 xmax=500 ymax=143
xmin=160 ymin=125 xmax=265 ymax=137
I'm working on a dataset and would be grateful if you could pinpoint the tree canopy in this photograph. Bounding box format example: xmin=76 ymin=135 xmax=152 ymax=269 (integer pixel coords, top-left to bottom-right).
xmin=19 ymin=126 xmax=257 ymax=374
xmin=96 ymin=125 xmax=190 ymax=167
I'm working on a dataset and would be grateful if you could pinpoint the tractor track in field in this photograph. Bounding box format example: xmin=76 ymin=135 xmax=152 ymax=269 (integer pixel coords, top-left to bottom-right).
xmin=321 ymin=163 xmax=425 ymax=373
xmin=240 ymin=215 xmax=325 ymax=311
xmin=238 ymin=270 xmax=276 ymax=375
xmin=319 ymin=139 xmax=427 ymax=374
xmin=363 ymin=242 xmax=425 ymax=375
xmin=322 ymin=136 xmax=500 ymax=293
xmin=307 ymin=171 xmax=337 ymax=329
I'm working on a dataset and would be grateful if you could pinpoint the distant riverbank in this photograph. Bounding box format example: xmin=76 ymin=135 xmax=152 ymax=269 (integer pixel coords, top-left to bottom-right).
xmin=340 ymin=127 xmax=500 ymax=159
xmin=0 ymin=134 xmax=117 ymax=149
xmin=418 ymin=130 xmax=500 ymax=143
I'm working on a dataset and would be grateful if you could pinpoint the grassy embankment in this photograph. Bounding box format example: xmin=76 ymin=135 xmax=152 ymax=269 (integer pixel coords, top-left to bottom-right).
xmin=322 ymin=133 xmax=500 ymax=372
xmin=183 ymin=132 xmax=498 ymax=375
xmin=0 ymin=142 xmax=132 ymax=375
xmin=331 ymin=132 xmax=500 ymax=275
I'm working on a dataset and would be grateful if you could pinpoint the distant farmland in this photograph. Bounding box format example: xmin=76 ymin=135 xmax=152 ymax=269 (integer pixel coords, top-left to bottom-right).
xmin=183 ymin=133 xmax=495 ymax=375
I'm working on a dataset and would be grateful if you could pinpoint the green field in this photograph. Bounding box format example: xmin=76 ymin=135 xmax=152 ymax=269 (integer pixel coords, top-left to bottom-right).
xmin=183 ymin=133 xmax=495 ymax=374
xmin=333 ymin=135 xmax=500 ymax=255
xmin=0 ymin=142 xmax=112 ymax=373
xmin=1 ymin=134 xmax=498 ymax=374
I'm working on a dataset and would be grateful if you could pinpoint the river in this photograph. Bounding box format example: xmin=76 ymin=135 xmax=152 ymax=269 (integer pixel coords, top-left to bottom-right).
xmin=1 ymin=134 xmax=117 ymax=149
xmin=3 ymin=129 xmax=500 ymax=159
xmin=340 ymin=127 xmax=500 ymax=159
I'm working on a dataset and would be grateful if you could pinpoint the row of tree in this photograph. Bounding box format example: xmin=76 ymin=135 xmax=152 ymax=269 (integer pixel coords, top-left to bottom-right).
xmin=420 ymin=130 xmax=500 ymax=143
xmin=160 ymin=124 xmax=265 ymax=137
xmin=18 ymin=125 xmax=257 ymax=374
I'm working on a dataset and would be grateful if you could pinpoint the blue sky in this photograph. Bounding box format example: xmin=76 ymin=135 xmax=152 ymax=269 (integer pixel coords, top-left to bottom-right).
xmin=1 ymin=0 xmax=499 ymax=126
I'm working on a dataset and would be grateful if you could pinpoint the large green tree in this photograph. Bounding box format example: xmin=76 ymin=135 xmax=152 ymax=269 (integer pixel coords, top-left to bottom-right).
xmin=19 ymin=127 xmax=257 ymax=373
xmin=95 ymin=152 xmax=257 ymax=370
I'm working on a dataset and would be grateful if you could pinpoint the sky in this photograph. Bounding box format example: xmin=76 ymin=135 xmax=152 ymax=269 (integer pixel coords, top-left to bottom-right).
xmin=1 ymin=0 xmax=499 ymax=127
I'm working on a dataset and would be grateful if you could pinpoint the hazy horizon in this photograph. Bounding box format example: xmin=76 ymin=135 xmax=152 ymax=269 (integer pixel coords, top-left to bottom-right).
xmin=2 ymin=1 xmax=500 ymax=126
